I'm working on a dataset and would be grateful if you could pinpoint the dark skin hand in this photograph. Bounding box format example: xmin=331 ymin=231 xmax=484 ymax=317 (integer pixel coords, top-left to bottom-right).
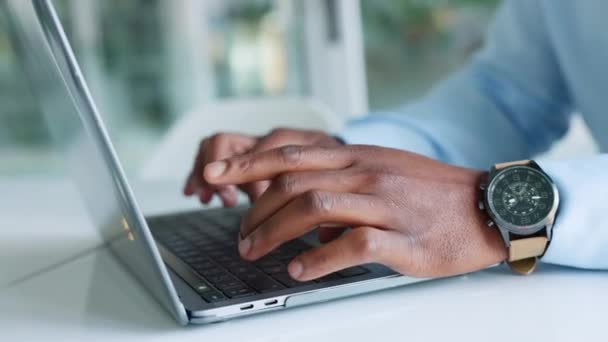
xmin=198 ymin=144 xmax=508 ymax=281
xmin=184 ymin=128 xmax=342 ymax=206
xmin=184 ymin=128 xmax=343 ymax=242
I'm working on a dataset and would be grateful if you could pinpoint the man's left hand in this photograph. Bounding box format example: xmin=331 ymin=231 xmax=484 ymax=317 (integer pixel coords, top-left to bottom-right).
xmin=203 ymin=145 xmax=507 ymax=281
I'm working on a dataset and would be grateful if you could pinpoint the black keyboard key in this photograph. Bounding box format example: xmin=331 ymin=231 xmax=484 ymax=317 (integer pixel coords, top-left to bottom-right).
xmin=254 ymin=258 xmax=282 ymax=268
xmin=197 ymin=266 xmax=227 ymax=277
xmin=260 ymin=265 xmax=285 ymax=275
xmin=201 ymin=290 xmax=227 ymax=303
xmin=224 ymin=287 xmax=256 ymax=299
xmin=270 ymin=248 xmax=301 ymax=263
xmin=273 ymin=273 xmax=313 ymax=288
xmin=314 ymin=273 xmax=341 ymax=283
xmin=243 ymin=274 xmax=285 ymax=293
xmin=214 ymin=279 xmax=246 ymax=291
xmin=337 ymin=266 xmax=368 ymax=278
xmin=227 ymin=265 xmax=258 ymax=276
xmin=190 ymin=262 xmax=221 ymax=276
xmin=193 ymin=283 xmax=212 ymax=293
xmin=206 ymin=273 xmax=235 ymax=285
xmin=183 ymin=255 xmax=211 ymax=264
xmin=174 ymin=249 xmax=201 ymax=258
xmin=214 ymin=254 xmax=239 ymax=265
xmin=206 ymin=250 xmax=227 ymax=258
xmin=207 ymin=214 xmax=242 ymax=230
xmin=192 ymin=239 xmax=217 ymax=247
xmin=222 ymin=260 xmax=246 ymax=270
xmin=193 ymin=282 xmax=227 ymax=303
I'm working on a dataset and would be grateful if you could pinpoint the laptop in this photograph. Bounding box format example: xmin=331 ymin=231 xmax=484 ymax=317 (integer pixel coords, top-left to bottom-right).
xmin=3 ymin=0 xmax=426 ymax=325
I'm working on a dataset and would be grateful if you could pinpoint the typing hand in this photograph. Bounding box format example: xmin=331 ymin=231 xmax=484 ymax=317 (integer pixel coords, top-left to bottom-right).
xmin=203 ymin=145 xmax=507 ymax=280
xmin=183 ymin=128 xmax=342 ymax=207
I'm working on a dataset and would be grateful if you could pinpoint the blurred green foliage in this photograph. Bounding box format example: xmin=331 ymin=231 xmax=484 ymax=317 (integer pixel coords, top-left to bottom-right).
xmin=362 ymin=0 xmax=499 ymax=109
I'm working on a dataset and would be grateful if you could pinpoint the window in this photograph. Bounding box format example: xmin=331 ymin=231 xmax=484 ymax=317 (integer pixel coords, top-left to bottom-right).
xmin=362 ymin=0 xmax=498 ymax=110
xmin=0 ymin=0 xmax=499 ymax=177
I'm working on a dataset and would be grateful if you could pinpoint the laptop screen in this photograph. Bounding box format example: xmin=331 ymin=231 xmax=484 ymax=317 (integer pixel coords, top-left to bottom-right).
xmin=2 ymin=0 xmax=186 ymax=322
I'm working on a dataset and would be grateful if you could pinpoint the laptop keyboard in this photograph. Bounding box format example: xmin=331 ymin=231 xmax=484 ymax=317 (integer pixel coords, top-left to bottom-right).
xmin=149 ymin=209 xmax=369 ymax=303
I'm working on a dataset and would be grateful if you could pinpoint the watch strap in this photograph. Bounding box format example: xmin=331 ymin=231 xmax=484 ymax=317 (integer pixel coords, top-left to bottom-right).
xmin=494 ymin=160 xmax=530 ymax=170
xmin=506 ymin=236 xmax=548 ymax=275
xmin=507 ymin=258 xmax=538 ymax=275
xmin=508 ymin=236 xmax=548 ymax=261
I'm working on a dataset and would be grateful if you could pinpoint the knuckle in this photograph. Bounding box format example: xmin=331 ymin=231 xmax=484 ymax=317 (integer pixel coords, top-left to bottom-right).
xmin=308 ymin=250 xmax=332 ymax=268
xmin=269 ymin=127 xmax=291 ymax=137
xmin=277 ymin=145 xmax=304 ymax=167
xmin=234 ymin=157 xmax=253 ymax=173
xmin=361 ymin=169 xmax=384 ymax=186
xmin=369 ymin=170 xmax=402 ymax=191
xmin=352 ymin=228 xmax=381 ymax=261
xmin=210 ymin=132 xmax=229 ymax=145
xmin=275 ymin=174 xmax=300 ymax=195
xmin=302 ymin=190 xmax=333 ymax=215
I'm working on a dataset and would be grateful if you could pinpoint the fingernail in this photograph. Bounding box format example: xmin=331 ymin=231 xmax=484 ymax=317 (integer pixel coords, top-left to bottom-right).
xmin=288 ymin=260 xmax=304 ymax=279
xmin=205 ymin=161 xmax=227 ymax=179
xmin=183 ymin=180 xmax=194 ymax=195
xmin=238 ymin=236 xmax=252 ymax=257
xmin=198 ymin=188 xmax=212 ymax=204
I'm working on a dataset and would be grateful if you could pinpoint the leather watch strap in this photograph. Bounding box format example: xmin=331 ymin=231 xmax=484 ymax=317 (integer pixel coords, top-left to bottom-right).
xmin=494 ymin=160 xmax=530 ymax=170
xmin=507 ymin=236 xmax=548 ymax=274
xmin=508 ymin=236 xmax=548 ymax=261
xmin=508 ymin=258 xmax=538 ymax=275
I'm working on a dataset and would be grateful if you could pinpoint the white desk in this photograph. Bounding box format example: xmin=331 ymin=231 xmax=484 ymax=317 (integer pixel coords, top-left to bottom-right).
xmin=1 ymin=178 xmax=607 ymax=341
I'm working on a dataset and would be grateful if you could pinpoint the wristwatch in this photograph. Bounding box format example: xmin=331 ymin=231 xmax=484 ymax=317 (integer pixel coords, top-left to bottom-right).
xmin=480 ymin=160 xmax=560 ymax=275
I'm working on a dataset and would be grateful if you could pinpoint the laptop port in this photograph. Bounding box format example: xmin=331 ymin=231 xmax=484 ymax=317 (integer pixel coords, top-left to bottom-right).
xmin=240 ymin=304 xmax=254 ymax=311
xmin=264 ymin=300 xmax=278 ymax=306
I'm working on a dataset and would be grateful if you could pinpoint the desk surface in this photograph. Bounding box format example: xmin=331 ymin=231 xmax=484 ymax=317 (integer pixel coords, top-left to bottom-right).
xmin=1 ymin=178 xmax=606 ymax=341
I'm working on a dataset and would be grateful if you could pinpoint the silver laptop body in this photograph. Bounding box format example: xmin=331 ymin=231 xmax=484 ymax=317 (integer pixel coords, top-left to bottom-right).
xmin=3 ymin=0 xmax=425 ymax=325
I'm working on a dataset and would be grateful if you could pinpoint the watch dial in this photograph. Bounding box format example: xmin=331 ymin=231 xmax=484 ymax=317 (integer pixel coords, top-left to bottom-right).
xmin=488 ymin=167 xmax=555 ymax=228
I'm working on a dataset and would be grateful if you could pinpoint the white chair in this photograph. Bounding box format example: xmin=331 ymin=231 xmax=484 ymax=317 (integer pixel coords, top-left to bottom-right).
xmin=141 ymin=97 xmax=342 ymax=180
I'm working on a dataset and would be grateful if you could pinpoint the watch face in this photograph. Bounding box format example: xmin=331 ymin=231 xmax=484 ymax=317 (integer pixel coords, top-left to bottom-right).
xmin=487 ymin=166 xmax=555 ymax=229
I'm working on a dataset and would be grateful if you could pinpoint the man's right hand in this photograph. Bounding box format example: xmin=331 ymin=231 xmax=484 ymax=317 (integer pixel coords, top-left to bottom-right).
xmin=184 ymin=128 xmax=343 ymax=207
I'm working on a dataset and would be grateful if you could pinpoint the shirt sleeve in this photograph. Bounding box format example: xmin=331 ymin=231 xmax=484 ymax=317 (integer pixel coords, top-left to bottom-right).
xmin=338 ymin=0 xmax=573 ymax=170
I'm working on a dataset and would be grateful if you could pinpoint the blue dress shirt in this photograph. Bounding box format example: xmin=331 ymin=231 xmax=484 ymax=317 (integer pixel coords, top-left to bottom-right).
xmin=339 ymin=0 xmax=608 ymax=270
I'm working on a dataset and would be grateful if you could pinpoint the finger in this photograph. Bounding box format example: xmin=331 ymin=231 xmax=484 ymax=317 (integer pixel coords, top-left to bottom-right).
xmin=184 ymin=176 xmax=196 ymax=196
xmin=254 ymin=128 xmax=333 ymax=151
xmin=218 ymin=185 xmax=239 ymax=207
xmin=238 ymin=191 xmax=394 ymax=260
xmin=203 ymin=134 xmax=251 ymax=202
xmin=235 ymin=131 xmax=306 ymax=201
xmin=236 ymin=129 xmax=332 ymax=201
xmin=204 ymin=145 xmax=355 ymax=186
xmin=241 ymin=169 xmax=363 ymax=234
xmin=241 ymin=181 xmax=271 ymax=203
xmin=184 ymin=137 xmax=211 ymax=196
xmin=186 ymin=133 xmax=257 ymax=192
xmin=197 ymin=188 xmax=213 ymax=204
xmin=287 ymin=227 xmax=395 ymax=281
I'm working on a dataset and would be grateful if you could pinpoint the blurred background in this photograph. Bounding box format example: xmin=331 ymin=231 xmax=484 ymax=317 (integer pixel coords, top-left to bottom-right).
xmin=0 ymin=0 xmax=597 ymax=181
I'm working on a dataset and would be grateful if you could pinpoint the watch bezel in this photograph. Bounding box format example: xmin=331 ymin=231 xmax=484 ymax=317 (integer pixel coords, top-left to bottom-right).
xmin=484 ymin=165 xmax=560 ymax=236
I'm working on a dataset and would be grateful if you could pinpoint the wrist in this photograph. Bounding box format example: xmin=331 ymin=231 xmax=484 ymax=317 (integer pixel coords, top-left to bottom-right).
xmin=472 ymin=170 xmax=508 ymax=266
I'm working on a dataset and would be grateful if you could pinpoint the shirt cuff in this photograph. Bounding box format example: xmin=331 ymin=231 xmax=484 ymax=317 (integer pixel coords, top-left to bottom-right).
xmin=538 ymin=156 xmax=608 ymax=269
